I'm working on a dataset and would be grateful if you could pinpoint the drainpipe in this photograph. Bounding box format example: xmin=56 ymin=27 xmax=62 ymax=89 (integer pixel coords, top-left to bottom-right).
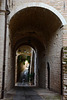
xmin=1 ymin=0 xmax=10 ymax=99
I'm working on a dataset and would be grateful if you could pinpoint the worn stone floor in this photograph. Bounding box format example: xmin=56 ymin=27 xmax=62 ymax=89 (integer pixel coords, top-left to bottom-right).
xmin=2 ymin=87 xmax=61 ymax=100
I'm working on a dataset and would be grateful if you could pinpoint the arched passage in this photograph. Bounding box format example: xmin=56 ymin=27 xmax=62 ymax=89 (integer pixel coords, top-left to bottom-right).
xmin=8 ymin=36 xmax=46 ymax=89
xmin=15 ymin=45 xmax=37 ymax=86
xmin=5 ymin=5 xmax=66 ymax=94
xmin=9 ymin=2 xmax=66 ymax=25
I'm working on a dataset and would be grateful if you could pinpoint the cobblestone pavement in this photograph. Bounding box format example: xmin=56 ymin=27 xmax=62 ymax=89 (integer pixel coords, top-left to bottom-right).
xmin=2 ymin=87 xmax=61 ymax=100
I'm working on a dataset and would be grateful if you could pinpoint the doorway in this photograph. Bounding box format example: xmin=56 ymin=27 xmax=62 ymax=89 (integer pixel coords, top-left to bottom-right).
xmin=15 ymin=45 xmax=36 ymax=87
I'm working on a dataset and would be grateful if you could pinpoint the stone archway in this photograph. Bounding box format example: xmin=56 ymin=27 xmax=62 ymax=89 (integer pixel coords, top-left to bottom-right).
xmin=5 ymin=3 xmax=67 ymax=97
xmin=9 ymin=2 xmax=66 ymax=25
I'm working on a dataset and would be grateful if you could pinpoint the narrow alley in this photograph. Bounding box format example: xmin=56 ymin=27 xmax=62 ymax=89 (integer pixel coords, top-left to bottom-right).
xmin=0 ymin=0 xmax=67 ymax=99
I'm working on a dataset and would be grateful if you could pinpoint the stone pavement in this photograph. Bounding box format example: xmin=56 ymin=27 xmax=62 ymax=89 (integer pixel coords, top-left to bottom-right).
xmin=2 ymin=87 xmax=61 ymax=100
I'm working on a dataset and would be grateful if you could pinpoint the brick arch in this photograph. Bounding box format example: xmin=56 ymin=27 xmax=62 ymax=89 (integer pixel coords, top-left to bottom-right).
xmin=12 ymin=36 xmax=45 ymax=57
xmin=9 ymin=2 xmax=67 ymax=25
xmin=13 ymin=36 xmax=45 ymax=53
xmin=7 ymin=2 xmax=66 ymax=94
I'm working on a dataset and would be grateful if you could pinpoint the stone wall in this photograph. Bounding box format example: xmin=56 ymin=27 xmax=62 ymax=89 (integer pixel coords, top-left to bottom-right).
xmin=45 ymin=29 xmax=63 ymax=93
xmin=5 ymin=44 xmax=15 ymax=92
xmin=8 ymin=0 xmax=67 ymax=22
xmin=37 ymin=50 xmax=46 ymax=88
xmin=36 ymin=28 xmax=63 ymax=93
xmin=0 ymin=0 xmax=5 ymax=97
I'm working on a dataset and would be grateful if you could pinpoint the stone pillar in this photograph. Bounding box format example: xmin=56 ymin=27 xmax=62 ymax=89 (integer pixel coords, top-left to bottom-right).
xmin=5 ymin=22 xmax=10 ymax=92
xmin=0 ymin=0 xmax=5 ymax=98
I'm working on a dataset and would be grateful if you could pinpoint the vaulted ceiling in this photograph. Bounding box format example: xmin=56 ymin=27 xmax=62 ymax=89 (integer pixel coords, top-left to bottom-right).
xmin=9 ymin=7 xmax=62 ymax=50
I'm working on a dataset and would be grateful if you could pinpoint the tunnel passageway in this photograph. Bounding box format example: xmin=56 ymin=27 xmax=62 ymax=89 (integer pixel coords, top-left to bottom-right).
xmin=5 ymin=6 xmax=64 ymax=96
xmin=15 ymin=45 xmax=36 ymax=87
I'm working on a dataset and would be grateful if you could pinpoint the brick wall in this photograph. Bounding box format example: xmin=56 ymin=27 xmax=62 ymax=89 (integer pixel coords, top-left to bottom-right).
xmin=37 ymin=50 xmax=46 ymax=88
xmin=45 ymin=29 xmax=63 ymax=93
xmin=62 ymin=47 xmax=67 ymax=100
xmin=37 ymin=29 xmax=63 ymax=93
